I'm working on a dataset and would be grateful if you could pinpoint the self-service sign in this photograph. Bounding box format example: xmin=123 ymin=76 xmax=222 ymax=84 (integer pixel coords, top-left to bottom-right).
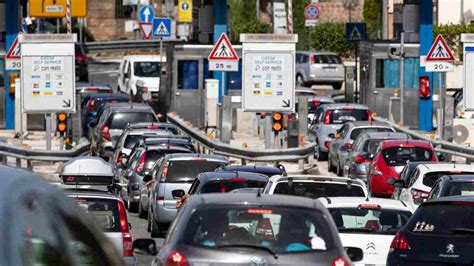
xmin=241 ymin=34 xmax=297 ymax=112
xmin=20 ymin=34 xmax=76 ymax=113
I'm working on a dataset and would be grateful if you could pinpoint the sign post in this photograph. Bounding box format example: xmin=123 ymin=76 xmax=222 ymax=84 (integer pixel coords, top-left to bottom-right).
xmin=152 ymin=18 xmax=172 ymax=80
xmin=346 ymin=23 xmax=366 ymax=103
xmin=425 ymin=34 xmax=455 ymax=140
xmin=462 ymin=34 xmax=474 ymax=113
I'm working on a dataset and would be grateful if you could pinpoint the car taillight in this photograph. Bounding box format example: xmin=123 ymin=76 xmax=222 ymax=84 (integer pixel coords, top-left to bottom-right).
xmin=117 ymin=201 xmax=133 ymax=257
xmin=367 ymin=110 xmax=373 ymax=122
xmin=101 ymin=126 xmax=111 ymax=141
xmin=410 ymin=188 xmax=429 ymax=201
xmin=87 ymin=100 xmax=95 ymax=113
xmin=324 ymin=111 xmax=332 ymax=125
xmin=165 ymin=250 xmax=189 ymax=266
xmin=117 ymin=155 xmax=123 ymax=163
xmin=371 ymin=164 xmax=383 ymax=176
xmin=325 ymin=141 xmax=331 ymax=148
xmin=156 ymin=195 xmax=164 ymax=201
xmin=136 ymin=153 xmax=146 ymax=173
xmin=355 ymin=155 xmax=364 ymax=164
xmin=390 ymin=231 xmax=411 ymax=251
xmin=333 ymin=257 xmax=350 ymax=266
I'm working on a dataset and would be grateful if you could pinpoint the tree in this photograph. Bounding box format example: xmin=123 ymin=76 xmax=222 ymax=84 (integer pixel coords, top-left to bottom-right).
xmin=363 ymin=0 xmax=382 ymax=39
xmin=228 ymin=0 xmax=271 ymax=42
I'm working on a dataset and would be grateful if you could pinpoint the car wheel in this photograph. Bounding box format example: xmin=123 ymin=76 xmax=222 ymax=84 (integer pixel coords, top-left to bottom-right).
xmin=336 ymin=161 xmax=344 ymax=176
xmin=150 ymin=216 xmax=161 ymax=238
xmin=332 ymin=83 xmax=342 ymax=90
xmin=296 ymin=74 xmax=305 ymax=86
xmin=318 ymin=148 xmax=328 ymax=161
xmin=138 ymin=199 xmax=148 ymax=219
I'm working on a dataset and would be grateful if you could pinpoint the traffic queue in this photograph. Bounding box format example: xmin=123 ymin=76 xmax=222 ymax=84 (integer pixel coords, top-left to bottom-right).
xmin=1 ymin=89 xmax=473 ymax=266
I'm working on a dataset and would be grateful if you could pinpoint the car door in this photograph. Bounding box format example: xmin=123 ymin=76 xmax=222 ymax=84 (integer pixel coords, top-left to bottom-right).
xmin=331 ymin=124 xmax=349 ymax=160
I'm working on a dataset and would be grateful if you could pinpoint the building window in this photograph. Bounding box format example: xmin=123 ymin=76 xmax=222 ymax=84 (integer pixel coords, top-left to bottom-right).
xmin=178 ymin=60 xmax=199 ymax=90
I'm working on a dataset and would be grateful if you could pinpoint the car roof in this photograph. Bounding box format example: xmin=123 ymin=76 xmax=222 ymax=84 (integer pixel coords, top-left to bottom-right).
xmin=123 ymin=54 xmax=166 ymax=62
xmin=188 ymin=193 xmax=325 ymax=210
xmin=320 ymin=103 xmax=370 ymax=110
xmin=76 ymin=82 xmax=111 ymax=89
xmin=0 ymin=166 xmax=49 ymax=195
xmin=196 ymin=171 xmax=269 ymax=182
xmin=344 ymin=121 xmax=391 ymax=128
xmin=318 ymin=197 xmax=412 ymax=211
xmin=415 ymin=163 xmax=474 ymax=173
xmin=440 ymin=174 xmax=474 ymax=182
xmin=127 ymin=129 xmax=171 ymax=135
xmin=144 ymin=145 xmax=192 ymax=152
xmin=422 ymin=195 xmax=474 ymax=204
xmin=380 ymin=139 xmax=433 ymax=149
xmin=62 ymin=187 xmax=120 ymax=200
xmin=307 ymin=96 xmax=335 ymax=102
xmin=268 ymin=175 xmax=366 ymax=186
xmin=361 ymin=131 xmax=408 ymax=140
xmin=84 ymin=93 xmax=129 ymax=100
xmin=105 ymin=102 xmax=154 ymax=112
xmin=164 ymin=153 xmax=228 ymax=162
xmin=220 ymin=165 xmax=284 ymax=175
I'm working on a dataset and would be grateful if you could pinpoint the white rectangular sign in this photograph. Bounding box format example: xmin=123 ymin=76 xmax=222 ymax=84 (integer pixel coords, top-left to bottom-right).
xmin=6 ymin=59 xmax=21 ymax=70
xmin=21 ymin=40 xmax=76 ymax=113
xmin=425 ymin=61 xmax=454 ymax=72
xmin=242 ymin=51 xmax=295 ymax=112
xmin=464 ymin=49 xmax=474 ymax=111
xmin=273 ymin=2 xmax=287 ymax=34
xmin=208 ymin=60 xmax=238 ymax=72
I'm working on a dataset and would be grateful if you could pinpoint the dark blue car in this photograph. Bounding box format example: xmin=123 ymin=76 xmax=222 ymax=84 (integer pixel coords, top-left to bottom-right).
xmin=217 ymin=165 xmax=286 ymax=177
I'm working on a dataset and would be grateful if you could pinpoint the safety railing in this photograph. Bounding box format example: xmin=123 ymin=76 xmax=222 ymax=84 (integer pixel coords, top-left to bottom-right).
xmin=167 ymin=113 xmax=317 ymax=170
xmin=85 ymin=39 xmax=183 ymax=52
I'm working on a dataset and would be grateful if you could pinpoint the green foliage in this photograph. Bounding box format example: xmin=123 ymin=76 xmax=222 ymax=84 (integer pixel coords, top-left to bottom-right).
xmin=363 ymin=0 xmax=382 ymax=39
xmin=228 ymin=0 xmax=272 ymax=42
xmin=434 ymin=24 xmax=474 ymax=60
xmin=60 ymin=24 xmax=95 ymax=42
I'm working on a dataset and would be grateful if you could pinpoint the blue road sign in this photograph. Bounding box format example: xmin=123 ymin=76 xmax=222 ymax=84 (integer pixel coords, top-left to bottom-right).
xmin=152 ymin=18 xmax=172 ymax=38
xmin=139 ymin=5 xmax=155 ymax=23
xmin=346 ymin=23 xmax=366 ymax=43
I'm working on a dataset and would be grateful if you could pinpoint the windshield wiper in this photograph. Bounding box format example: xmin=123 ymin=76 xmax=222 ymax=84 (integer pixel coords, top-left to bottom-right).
xmin=452 ymin=228 xmax=474 ymax=234
xmin=338 ymin=228 xmax=375 ymax=233
xmin=218 ymin=244 xmax=279 ymax=259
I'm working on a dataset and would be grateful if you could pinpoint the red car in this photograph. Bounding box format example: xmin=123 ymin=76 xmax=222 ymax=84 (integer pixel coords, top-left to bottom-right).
xmin=367 ymin=139 xmax=438 ymax=197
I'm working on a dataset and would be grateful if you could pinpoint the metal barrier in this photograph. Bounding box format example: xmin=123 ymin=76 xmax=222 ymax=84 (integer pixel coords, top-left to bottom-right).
xmin=167 ymin=113 xmax=317 ymax=169
xmin=85 ymin=39 xmax=183 ymax=52
xmin=0 ymin=139 xmax=90 ymax=170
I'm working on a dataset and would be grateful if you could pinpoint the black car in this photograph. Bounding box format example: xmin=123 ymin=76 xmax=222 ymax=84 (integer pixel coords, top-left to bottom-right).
xmin=387 ymin=196 xmax=474 ymax=265
xmin=134 ymin=193 xmax=363 ymax=265
xmin=217 ymin=165 xmax=286 ymax=177
xmin=428 ymin=174 xmax=474 ymax=200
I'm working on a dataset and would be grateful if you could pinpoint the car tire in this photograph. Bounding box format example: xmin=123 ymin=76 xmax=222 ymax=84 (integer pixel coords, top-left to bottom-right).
xmin=336 ymin=161 xmax=344 ymax=176
xmin=138 ymin=200 xmax=148 ymax=219
xmin=332 ymin=83 xmax=342 ymax=90
xmin=150 ymin=217 xmax=161 ymax=238
xmin=318 ymin=148 xmax=328 ymax=161
xmin=296 ymin=74 xmax=305 ymax=86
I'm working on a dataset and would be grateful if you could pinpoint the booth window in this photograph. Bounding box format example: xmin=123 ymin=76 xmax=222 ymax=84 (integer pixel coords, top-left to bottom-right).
xmin=376 ymin=58 xmax=420 ymax=89
xmin=178 ymin=60 xmax=199 ymax=90
xmin=203 ymin=60 xmax=213 ymax=88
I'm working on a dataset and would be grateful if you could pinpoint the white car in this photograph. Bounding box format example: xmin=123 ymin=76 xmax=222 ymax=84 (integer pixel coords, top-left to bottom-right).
xmin=263 ymin=175 xmax=368 ymax=198
xmin=391 ymin=163 xmax=474 ymax=211
xmin=318 ymin=197 xmax=413 ymax=266
xmin=117 ymin=55 xmax=165 ymax=101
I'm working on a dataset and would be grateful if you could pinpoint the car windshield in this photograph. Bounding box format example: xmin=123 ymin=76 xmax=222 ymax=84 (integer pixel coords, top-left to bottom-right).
xmin=423 ymin=172 xmax=474 ymax=187
xmin=109 ymin=112 xmax=157 ymax=129
xmin=441 ymin=182 xmax=474 ymax=197
xmin=74 ymin=198 xmax=120 ymax=232
xmin=330 ymin=109 xmax=370 ymax=124
xmin=182 ymin=206 xmax=334 ymax=254
xmin=134 ymin=62 xmax=161 ymax=77
xmin=273 ymin=181 xmax=365 ymax=198
xmin=199 ymin=179 xmax=267 ymax=194
xmin=382 ymin=147 xmax=433 ymax=166
xmin=313 ymin=54 xmax=341 ymax=64
xmin=329 ymin=207 xmax=412 ymax=235
xmin=94 ymin=98 xmax=128 ymax=113
xmin=350 ymin=127 xmax=392 ymax=140
xmin=407 ymin=202 xmax=474 ymax=235
xmin=164 ymin=160 xmax=225 ymax=182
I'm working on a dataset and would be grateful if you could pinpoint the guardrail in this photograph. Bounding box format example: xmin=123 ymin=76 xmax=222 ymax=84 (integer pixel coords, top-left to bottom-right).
xmin=0 ymin=139 xmax=90 ymax=170
xmin=85 ymin=39 xmax=182 ymax=52
xmin=167 ymin=113 xmax=317 ymax=169
xmin=374 ymin=117 xmax=474 ymax=162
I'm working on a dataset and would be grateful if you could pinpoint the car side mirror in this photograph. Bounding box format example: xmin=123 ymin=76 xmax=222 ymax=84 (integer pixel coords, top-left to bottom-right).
xmin=388 ymin=178 xmax=405 ymax=188
xmin=143 ymin=174 xmax=153 ymax=183
xmin=328 ymin=133 xmax=335 ymax=139
xmin=172 ymin=189 xmax=186 ymax=199
xmin=345 ymin=247 xmax=363 ymax=262
xmin=133 ymin=239 xmax=157 ymax=256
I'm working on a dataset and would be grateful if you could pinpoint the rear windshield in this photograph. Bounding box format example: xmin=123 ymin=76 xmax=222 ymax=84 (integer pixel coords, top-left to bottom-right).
xmin=109 ymin=112 xmax=157 ymax=129
xmin=329 ymin=109 xmax=370 ymax=124
xmin=182 ymin=206 xmax=335 ymax=253
xmin=145 ymin=150 xmax=192 ymax=171
xmin=273 ymin=181 xmax=365 ymax=198
xmin=423 ymin=172 xmax=474 ymax=187
xmin=74 ymin=198 xmax=120 ymax=232
xmin=200 ymin=180 xmax=267 ymax=194
xmin=350 ymin=127 xmax=392 ymax=140
xmin=94 ymin=98 xmax=128 ymax=113
xmin=313 ymin=54 xmax=341 ymax=64
xmin=363 ymin=139 xmax=383 ymax=154
xmin=164 ymin=160 xmax=225 ymax=182
xmin=308 ymin=101 xmax=332 ymax=112
xmin=441 ymin=182 xmax=474 ymax=197
xmin=382 ymin=147 xmax=433 ymax=166
xmin=329 ymin=208 xmax=412 ymax=235
xmin=407 ymin=203 xmax=474 ymax=235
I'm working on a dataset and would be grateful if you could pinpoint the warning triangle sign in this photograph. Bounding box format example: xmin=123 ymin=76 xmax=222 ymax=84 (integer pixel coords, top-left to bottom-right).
xmin=140 ymin=23 xmax=152 ymax=40
xmin=349 ymin=27 xmax=362 ymax=41
xmin=208 ymin=33 xmax=239 ymax=61
xmin=426 ymin=35 xmax=455 ymax=62
xmin=155 ymin=22 xmax=169 ymax=36
xmin=6 ymin=34 xmax=21 ymax=59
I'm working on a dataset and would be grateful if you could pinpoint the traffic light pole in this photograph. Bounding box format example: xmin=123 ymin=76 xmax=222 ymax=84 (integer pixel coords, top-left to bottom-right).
xmin=265 ymin=116 xmax=272 ymax=149
xmin=45 ymin=114 xmax=52 ymax=150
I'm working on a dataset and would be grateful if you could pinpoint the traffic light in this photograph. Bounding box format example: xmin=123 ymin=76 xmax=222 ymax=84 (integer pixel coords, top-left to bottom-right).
xmin=57 ymin=113 xmax=68 ymax=136
xmin=272 ymin=112 xmax=283 ymax=132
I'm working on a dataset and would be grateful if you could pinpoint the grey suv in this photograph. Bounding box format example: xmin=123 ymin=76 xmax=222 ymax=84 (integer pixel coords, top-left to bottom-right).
xmin=295 ymin=51 xmax=344 ymax=90
xmin=146 ymin=153 xmax=229 ymax=237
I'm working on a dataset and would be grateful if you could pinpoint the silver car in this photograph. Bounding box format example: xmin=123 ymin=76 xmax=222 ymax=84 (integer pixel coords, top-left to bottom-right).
xmin=146 ymin=153 xmax=229 ymax=237
xmin=345 ymin=132 xmax=410 ymax=182
xmin=309 ymin=103 xmax=372 ymax=160
xmin=328 ymin=121 xmax=395 ymax=176
xmin=295 ymin=51 xmax=344 ymax=90
xmin=90 ymin=102 xmax=158 ymax=159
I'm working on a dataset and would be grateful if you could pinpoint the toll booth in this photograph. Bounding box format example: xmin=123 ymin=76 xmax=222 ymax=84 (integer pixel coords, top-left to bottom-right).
xmin=359 ymin=41 xmax=443 ymax=129
xmin=165 ymin=44 xmax=243 ymax=128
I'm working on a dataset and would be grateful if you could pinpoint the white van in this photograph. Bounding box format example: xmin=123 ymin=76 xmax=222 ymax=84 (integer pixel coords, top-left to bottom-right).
xmin=117 ymin=55 xmax=165 ymax=101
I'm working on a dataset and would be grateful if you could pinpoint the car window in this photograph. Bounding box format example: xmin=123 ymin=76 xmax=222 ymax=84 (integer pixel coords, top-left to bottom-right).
xmin=422 ymin=172 xmax=451 ymax=187
xmin=94 ymin=98 xmax=128 ymax=113
xmin=108 ymin=112 xmax=157 ymax=129
xmin=188 ymin=179 xmax=201 ymax=194
xmin=363 ymin=139 xmax=383 ymax=154
xmin=163 ymin=160 xmax=226 ymax=182
xmin=182 ymin=206 xmax=334 ymax=253
xmin=199 ymin=180 xmax=267 ymax=194
xmin=350 ymin=127 xmax=392 ymax=140
xmin=407 ymin=168 xmax=420 ymax=187
xmin=126 ymin=149 xmax=141 ymax=168
xmin=329 ymin=109 xmax=370 ymax=124
xmin=273 ymin=181 xmax=366 ymax=198
xmin=124 ymin=134 xmax=145 ymax=149
xmin=144 ymin=150 xmax=192 ymax=171
xmin=441 ymin=182 xmax=474 ymax=197
xmin=428 ymin=182 xmax=441 ymax=200
xmin=329 ymin=207 xmax=412 ymax=235
xmin=407 ymin=203 xmax=474 ymax=235
xmin=338 ymin=125 xmax=349 ymax=138
xmin=134 ymin=61 xmax=161 ymax=78
xmin=74 ymin=198 xmax=120 ymax=232
xmin=382 ymin=147 xmax=433 ymax=166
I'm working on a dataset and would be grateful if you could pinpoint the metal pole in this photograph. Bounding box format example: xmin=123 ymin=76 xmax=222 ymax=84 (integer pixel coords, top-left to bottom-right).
xmin=265 ymin=116 xmax=272 ymax=149
xmin=400 ymin=32 xmax=405 ymax=125
xmin=354 ymin=43 xmax=358 ymax=103
xmin=256 ymin=0 xmax=260 ymax=20
xmin=56 ymin=18 xmax=60 ymax=33
xmin=79 ymin=18 xmax=83 ymax=43
xmin=439 ymin=73 xmax=445 ymax=140
xmin=66 ymin=0 xmax=72 ymax=34
xmin=159 ymin=38 xmax=163 ymax=76
xmin=45 ymin=114 xmax=52 ymax=150
xmin=287 ymin=0 xmax=293 ymax=34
